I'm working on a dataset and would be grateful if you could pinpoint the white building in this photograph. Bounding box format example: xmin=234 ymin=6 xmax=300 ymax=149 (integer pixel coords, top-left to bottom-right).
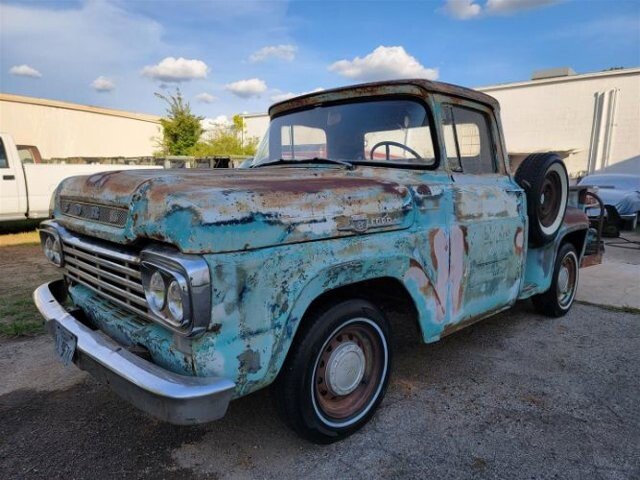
xmin=482 ymin=67 xmax=639 ymax=176
xmin=241 ymin=67 xmax=640 ymax=176
xmin=0 ymin=93 xmax=161 ymax=159
xmin=238 ymin=112 xmax=270 ymax=147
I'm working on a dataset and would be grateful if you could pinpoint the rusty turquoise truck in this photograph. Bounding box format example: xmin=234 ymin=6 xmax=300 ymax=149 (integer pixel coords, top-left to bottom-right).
xmin=34 ymin=79 xmax=590 ymax=443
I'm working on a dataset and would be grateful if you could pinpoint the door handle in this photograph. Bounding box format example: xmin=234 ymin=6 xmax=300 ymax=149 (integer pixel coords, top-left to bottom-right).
xmin=2 ymin=175 xmax=15 ymax=180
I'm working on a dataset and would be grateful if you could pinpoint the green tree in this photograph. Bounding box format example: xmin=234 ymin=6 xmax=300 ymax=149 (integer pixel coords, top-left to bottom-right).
xmin=155 ymin=89 xmax=203 ymax=155
xmin=188 ymin=114 xmax=258 ymax=157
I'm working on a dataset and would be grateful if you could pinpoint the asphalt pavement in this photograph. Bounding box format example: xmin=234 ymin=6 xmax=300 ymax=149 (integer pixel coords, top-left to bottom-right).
xmin=1 ymin=301 xmax=638 ymax=480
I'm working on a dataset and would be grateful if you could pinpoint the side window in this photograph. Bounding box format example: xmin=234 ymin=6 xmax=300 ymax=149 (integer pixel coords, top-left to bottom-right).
xmin=442 ymin=105 xmax=496 ymax=175
xmin=281 ymin=125 xmax=327 ymax=159
xmin=17 ymin=147 xmax=35 ymax=164
xmin=0 ymin=138 xmax=8 ymax=168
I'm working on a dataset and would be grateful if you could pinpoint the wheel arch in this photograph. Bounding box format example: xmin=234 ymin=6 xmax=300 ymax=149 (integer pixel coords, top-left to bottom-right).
xmin=267 ymin=260 xmax=425 ymax=383
xmin=559 ymin=226 xmax=589 ymax=259
xmin=521 ymin=209 xmax=589 ymax=300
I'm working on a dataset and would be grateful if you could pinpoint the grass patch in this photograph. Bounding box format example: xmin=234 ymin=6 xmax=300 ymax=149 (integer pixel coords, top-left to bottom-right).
xmin=0 ymin=296 xmax=44 ymax=337
xmin=576 ymin=301 xmax=640 ymax=315
xmin=0 ymin=319 xmax=44 ymax=337
xmin=0 ymin=230 xmax=40 ymax=247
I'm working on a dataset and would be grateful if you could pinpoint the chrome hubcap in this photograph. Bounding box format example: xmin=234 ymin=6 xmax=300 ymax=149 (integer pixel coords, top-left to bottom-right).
xmin=325 ymin=341 xmax=366 ymax=396
xmin=557 ymin=252 xmax=577 ymax=308
xmin=558 ymin=266 xmax=570 ymax=293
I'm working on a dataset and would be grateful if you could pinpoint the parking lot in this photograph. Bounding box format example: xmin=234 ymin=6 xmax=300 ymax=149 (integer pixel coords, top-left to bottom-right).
xmin=1 ymin=237 xmax=639 ymax=480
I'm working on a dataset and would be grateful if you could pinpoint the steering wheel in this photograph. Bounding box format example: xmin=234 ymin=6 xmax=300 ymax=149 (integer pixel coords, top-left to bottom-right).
xmin=369 ymin=141 xmax=421 ymax=161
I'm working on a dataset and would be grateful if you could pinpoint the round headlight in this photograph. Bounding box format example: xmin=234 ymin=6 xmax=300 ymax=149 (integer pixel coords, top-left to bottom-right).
xmin=51 ymin=237 xmax=62 ymax=265
xmin=147 ymin=271 xmax=166 ymax=312
xmin=167 ymin=280 xmax=184 ymax=322
xmin=44 ymin=236 xmax=54 ymax=260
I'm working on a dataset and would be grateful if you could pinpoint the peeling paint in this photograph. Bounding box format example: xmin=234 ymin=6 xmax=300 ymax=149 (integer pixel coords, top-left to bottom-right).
xmin=47 ymin=80 xmax=589 ymax=404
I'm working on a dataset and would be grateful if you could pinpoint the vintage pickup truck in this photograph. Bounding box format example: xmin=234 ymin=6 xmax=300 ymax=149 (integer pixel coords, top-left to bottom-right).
xmin=0 ymin=132 xmax=153 ymax=223
xmin=34 ymin=80 xmax=589 ymax=443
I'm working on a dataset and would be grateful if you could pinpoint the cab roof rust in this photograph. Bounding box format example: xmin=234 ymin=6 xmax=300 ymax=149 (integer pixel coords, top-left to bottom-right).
xmin=268 ymin=79 xmax=500 ymax=118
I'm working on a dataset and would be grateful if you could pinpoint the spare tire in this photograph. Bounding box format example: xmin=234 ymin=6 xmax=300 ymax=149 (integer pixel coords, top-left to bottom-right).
xmin=515 ymin=153 xmax=569 ymax=246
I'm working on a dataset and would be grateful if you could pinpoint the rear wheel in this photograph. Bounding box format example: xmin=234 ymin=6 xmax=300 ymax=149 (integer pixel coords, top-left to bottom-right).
xmin=532 ymin=243 xmax=579 ymax=317
xmin=275 ymin=299 xmax=391 ymax=444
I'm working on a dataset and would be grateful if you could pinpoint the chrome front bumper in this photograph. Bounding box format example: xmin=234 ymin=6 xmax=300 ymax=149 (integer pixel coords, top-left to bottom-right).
xmin=33 ymin=280 xmax=235 ymax=425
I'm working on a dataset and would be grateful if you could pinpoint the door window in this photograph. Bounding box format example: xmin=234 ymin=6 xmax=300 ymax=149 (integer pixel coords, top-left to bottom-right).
xmin=442 ymin=105 xmax=496 ymax=175
xmin=0 ymin=138 xmax=8 ymax=168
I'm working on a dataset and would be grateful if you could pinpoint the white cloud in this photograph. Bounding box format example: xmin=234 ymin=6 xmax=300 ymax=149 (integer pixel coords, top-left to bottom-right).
xmin=1 ymin=1 xmax=164 ymax=80
xmin=249 ymin=44 xmax=297 ymax=62
xmin=141 ymin=57 xmax=209 ymax=82
xmin=329 ymin=46 xmax=438 ymax=82
xmin=195 ymin=92 xmax=217 ymax=103
xmin=202 ymin=115 xmax=232 ymax=131
xmin=441 ymin=0 xmax=558 ymax=19
xmin=0 ymin=1 xmax=296 ymax=114
xmin=225 ymin=78 xmax=268 ymax=98
xmin=270 ymin=87 xmax=324 ymax=103
xmin=486 ymin=0 xmax=558 ymax=14
xmin=91 ymin=76 xmax=115 ymax=92
xmin=9 ymin=64 xmax=42 ymax=78
xmin=442 ymin=0 xmax=482 ymax=19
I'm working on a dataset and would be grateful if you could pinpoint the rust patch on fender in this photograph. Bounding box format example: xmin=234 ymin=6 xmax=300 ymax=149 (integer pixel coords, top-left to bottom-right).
xmin=406 ymin=259 xmax=432 ymax=298
xmin=514 ymin=227 xmax=524 ymax=256
xmin=563 ymin=206 xmax=589 ymax=229
xmin=450 ymin=225 xmax=465 ymax=314
xmin=428 ymin=228 xmax=449 ymax=321
xmin=237 ymin=349 xmax=261 ymax=374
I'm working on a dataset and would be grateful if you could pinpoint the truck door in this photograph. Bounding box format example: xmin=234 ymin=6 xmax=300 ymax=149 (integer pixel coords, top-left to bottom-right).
xmin=440 ymin=102 xmax=526 ymax=329
xmin=0 ymin=136 xmax=24 ymax=220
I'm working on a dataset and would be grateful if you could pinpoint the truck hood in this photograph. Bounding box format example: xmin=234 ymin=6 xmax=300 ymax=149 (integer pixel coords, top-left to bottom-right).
xmin=54 ymin=167 xmax=414 ymax=253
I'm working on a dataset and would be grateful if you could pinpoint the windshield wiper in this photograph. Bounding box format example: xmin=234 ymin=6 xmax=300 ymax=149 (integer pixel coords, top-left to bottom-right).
xmin=252 ymin=157 xmax=354 ymax=170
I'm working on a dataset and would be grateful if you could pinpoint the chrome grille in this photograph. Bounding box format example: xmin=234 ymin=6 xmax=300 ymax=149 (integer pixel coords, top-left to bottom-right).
xmin=61 ymin=234 xmax=153 ymax=322
xmin=60 ymin=198 xmax=128 ymax=227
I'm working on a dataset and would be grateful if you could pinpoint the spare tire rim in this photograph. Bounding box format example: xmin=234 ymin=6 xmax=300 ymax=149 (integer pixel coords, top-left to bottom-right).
xmin=313 ymin=320 xmax=385 ymax=426
xmin=539 ymin=171 xmax=562 ymax=228
xmin=557 ymin=251 xmax=578 ymax=308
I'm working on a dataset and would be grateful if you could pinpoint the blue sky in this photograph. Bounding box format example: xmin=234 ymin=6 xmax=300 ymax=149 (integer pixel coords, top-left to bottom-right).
xmin=1 ymin=0 xmax=638 ymax=123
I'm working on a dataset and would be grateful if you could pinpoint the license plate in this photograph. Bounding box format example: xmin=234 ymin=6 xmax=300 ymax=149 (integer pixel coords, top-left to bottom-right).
xmin=53 ymin=322 xmax=77 ymax=366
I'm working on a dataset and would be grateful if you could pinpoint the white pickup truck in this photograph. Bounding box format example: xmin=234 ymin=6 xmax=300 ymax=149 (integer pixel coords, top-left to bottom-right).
xmin=0 ymin=133 xmax=154 ymax=223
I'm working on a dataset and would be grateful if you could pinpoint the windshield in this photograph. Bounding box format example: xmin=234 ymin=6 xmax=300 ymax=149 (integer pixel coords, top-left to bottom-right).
xmin=252 ymin=98 xmax=437 ymax=169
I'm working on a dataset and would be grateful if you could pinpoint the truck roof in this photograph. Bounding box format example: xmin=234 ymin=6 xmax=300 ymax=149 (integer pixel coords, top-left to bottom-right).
xmin=268 ymin=79 xmax=500 ymax=117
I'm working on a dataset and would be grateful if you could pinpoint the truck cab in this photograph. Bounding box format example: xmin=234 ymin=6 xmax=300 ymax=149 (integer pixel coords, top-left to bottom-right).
xmin=34 ymin=80 xmax=589 ymax=443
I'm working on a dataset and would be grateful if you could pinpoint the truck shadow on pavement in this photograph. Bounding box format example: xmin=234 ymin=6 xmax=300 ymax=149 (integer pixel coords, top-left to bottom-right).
xmin=1 ymin=302 xmax=638 ymax=480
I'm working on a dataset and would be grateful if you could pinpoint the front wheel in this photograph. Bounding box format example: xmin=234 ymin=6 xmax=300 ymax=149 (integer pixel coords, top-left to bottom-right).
xmin=532 ymin=243 xmax=579 ymax=317
xmin=275 ymin=299 xmax=391 ymax=444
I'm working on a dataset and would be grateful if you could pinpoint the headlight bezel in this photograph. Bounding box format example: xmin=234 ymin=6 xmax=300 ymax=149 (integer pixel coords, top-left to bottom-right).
xmin=140 ymin=247 xmax=210 ymax=336
xmin=39 ymin=227 xmax=64 ymax=267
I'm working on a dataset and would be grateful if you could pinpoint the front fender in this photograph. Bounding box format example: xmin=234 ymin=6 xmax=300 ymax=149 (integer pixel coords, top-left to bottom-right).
xmin=271 ymin=256 xmax=410 ymax=375
xmin=191 ymin=231 xmax=443 ymax=397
